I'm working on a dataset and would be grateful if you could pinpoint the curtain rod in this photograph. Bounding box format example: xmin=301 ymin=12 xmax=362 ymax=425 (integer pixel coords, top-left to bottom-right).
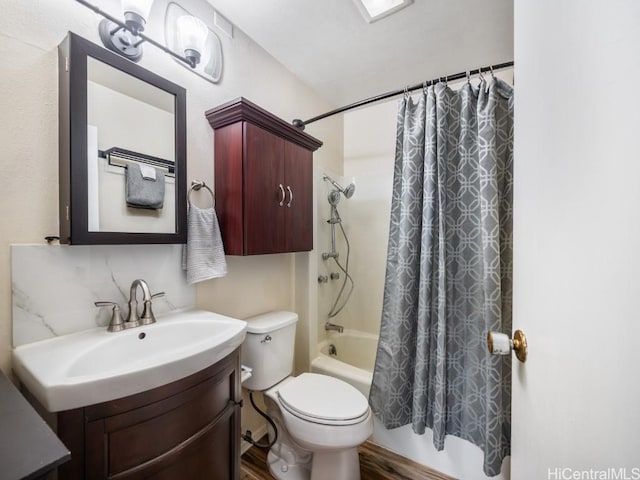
xmin=292 ymin=60 xmax=514 ymax=130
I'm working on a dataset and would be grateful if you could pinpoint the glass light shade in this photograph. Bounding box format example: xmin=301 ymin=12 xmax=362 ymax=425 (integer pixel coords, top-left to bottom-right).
xmin=121 ymin=0 xmax=154 ymax=21
xmin=176 ymin=15 xmax=208 ymax=57
xmin=164 ymin=3 xmax=222 ymax=82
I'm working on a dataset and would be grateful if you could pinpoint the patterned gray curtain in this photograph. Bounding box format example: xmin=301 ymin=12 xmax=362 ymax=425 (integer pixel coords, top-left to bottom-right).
xmin=369 ymin=78 xmax=514 ymax=476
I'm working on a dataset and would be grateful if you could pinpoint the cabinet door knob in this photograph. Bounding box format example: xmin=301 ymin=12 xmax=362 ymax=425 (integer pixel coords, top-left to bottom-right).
xmin=286 ymin=186 xmax=293 ymax=208
xmin=278 ymin=184 xmax=285 ymax=206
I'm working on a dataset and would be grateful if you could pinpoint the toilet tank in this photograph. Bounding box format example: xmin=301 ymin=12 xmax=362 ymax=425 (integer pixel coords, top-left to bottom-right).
xmin=241 ymin=311 xmax=298 ymax=391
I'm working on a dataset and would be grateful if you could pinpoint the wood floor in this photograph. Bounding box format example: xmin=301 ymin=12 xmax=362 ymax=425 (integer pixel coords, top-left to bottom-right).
xmin=241 ymin=439 xmax=455 ymax=480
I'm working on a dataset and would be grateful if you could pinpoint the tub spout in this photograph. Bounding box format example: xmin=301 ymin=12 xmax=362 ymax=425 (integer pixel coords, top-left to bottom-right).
xmin=325 ymin=322 xmax=344 ymax=333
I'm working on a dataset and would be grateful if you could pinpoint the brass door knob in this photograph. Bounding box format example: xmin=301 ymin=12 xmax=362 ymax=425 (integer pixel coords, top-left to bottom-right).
xmin=487 ymin=330 xmax=528 ymax=363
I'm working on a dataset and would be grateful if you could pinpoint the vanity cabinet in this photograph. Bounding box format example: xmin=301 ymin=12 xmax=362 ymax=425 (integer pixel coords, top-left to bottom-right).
xmin=206 ymin=98 xmax=322 ymax=255
xmin=52 ymin=349 xmax=241 ymax=480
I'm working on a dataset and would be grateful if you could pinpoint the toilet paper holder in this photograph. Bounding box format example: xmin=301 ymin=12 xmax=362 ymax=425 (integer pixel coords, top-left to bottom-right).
xmin=487 ymin=330 xmax=528 ymax=363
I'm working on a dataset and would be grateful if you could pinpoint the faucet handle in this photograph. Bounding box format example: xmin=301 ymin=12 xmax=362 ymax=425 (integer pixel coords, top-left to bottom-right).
xmin=140 ymin=300 xmax=155 ymax=325
xmin=95 ymin=301 xmax=125 ymax=332
xmin=139 ymin=292 xmax=164 ymax=326
xmin=94 ymin=301 xmax=117 ymax=307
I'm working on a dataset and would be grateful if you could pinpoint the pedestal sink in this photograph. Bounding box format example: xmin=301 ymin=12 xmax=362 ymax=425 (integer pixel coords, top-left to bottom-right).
xmin=12 ymin=309 xmax=247 ymax=412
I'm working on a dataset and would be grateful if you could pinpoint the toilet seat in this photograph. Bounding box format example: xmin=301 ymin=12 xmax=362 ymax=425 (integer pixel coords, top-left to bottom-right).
xmin=277 ymin=373 xmax=370 ymax=426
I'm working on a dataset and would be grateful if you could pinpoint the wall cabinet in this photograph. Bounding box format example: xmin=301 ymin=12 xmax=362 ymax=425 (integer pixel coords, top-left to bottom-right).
xmin=36 ymin=349 xmax=241 ymax=480
xmin=206 ymin=98 xmax=322 ymax=255
xmin=58 ymin=33 xmax=187 ymax=245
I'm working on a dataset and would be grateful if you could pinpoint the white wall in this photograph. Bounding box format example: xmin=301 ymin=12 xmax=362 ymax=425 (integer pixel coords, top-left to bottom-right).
xmin=341 ymin=100 xmax=396 ymax=335
xmin=0 ymin=0 xmax=342 ymax=444
xmin=315 ymin=100 xmax=396 ymax=344
xmin=87 ymin=79 xmax=175 ymax=161
xmin=94 ymin=158 xmax=176 ymax=233
xmin=12 ymin=245 xmax=193 ymax=345
xmin=512 ymin=1 xmax=640 ymax=478
xmin=0 ymin=0 xmax=342 ymax=366
xmin=316 ymin=168 xmax=347 ymax=340
xmin=88 ymin=78 xmax=176 ymax=233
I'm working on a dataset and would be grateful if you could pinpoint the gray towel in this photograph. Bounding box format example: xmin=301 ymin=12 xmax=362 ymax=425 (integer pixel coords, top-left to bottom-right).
xmin=125 ymin=163 xmax=165 ymax=209
xmin=182 ymin=205 xmax=227 ymax=284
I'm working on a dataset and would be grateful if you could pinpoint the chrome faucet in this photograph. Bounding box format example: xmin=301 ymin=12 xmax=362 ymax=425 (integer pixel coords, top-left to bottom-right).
xmin=127 ymin=279 xmax=164 ymax=327
xmin=325 ymin=321 xmax=344 ymax=333
xmin=95 ymin=279 xmax=164 ymax=332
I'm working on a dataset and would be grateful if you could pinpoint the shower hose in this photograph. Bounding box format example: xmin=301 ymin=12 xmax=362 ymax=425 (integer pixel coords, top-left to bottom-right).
xmin=328 ymin=219 xmax=355 ymax=318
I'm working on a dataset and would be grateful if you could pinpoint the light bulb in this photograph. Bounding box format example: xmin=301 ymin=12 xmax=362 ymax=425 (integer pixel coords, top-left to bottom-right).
xmin=121 ymin=0 xmax=154 ymax=20
xmin=121 ymin=0 xmax=154 ymax=34
xmin=176 ymin=15 xmax=208 ymax=67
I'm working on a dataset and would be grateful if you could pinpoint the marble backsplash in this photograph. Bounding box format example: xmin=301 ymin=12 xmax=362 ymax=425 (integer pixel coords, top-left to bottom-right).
xmin=11 ymin=244 xmax=195 ymax=346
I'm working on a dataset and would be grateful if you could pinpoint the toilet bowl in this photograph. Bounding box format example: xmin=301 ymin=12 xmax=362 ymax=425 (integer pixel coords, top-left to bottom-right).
xmin=241 ymin=311 xmax=373 ymax=480
xmin=263 ymin=374 xmax=373 ymax=480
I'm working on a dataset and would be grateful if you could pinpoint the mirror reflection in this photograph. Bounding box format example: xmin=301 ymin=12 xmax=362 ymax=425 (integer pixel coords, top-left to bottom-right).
xmin=86 ymin=57 xmax=176 ymax=234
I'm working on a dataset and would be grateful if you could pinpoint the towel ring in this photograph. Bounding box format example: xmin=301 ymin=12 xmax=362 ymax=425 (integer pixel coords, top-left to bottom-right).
xmin=188 ymin=180 xmax=215 ymax=208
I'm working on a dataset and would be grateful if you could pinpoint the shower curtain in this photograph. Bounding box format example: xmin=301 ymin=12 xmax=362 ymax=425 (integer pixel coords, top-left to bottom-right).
xmin=369 ymin=78 xmax=513 ymax=476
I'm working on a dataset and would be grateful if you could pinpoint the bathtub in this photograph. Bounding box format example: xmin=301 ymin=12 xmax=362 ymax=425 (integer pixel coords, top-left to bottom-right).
xmin=310 ymin=330 xmax=378 ymax=398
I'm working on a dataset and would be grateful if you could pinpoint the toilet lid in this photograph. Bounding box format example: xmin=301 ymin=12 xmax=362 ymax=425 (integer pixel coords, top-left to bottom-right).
xmin=277 ymin=373 xmax=369 ymax=425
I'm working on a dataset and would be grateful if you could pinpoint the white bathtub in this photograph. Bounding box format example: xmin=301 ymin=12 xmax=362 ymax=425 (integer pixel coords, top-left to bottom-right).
xmin=310 ymin=330 xmax=378 ymax=398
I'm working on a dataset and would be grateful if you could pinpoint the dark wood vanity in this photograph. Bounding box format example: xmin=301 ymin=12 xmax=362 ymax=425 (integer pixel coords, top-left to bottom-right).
xmin=206 ymin=98 xmax=323 ymax=255
xmin=35 ymin=349 xmax=242 ymax=480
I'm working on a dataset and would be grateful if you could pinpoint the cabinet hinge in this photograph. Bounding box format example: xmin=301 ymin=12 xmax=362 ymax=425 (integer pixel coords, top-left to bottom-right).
xmin=66 ymin=205 xmax=70 ymax=221
xmin=65 ymin=56 xmax=69 ymax=72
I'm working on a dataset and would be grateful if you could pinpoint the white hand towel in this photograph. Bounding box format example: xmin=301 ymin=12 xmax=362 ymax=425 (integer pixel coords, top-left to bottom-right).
xmin=182 ymin=205 xmax=227 ymax=284
xmin=139 ymin=164 xmax=157 ymax=180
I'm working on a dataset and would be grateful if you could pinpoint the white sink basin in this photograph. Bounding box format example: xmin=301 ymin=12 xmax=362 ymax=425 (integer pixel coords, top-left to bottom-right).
xmin=12 ymin=309 xmax=247 ymax=412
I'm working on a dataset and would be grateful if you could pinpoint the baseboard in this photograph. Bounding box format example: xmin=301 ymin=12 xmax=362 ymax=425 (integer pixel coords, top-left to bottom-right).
xmin=241 ymin=424 xmax=269 ymax=455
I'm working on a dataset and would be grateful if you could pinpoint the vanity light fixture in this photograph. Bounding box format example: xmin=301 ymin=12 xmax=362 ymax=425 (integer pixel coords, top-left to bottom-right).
xmin=75 ymin=0 xmax=207 ymax=68
xmin=352 ymin=0 xmax=413 ymax=23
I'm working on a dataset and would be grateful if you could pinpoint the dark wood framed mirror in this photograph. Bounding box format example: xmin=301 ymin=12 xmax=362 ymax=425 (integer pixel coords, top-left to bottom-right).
xmin=58 ymin=32 xmax=186 ymax=244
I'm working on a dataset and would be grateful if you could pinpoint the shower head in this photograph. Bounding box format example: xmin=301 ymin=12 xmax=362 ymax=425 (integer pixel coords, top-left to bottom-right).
xmin=323 ymin=175 xmax=356 ymax=200
xmin=342 ymin=182 xmax=356 ymax=199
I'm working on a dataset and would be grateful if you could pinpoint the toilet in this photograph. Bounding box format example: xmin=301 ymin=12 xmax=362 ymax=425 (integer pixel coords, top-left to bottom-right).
xmin=241 ymin=311 xmax=373 ymax=480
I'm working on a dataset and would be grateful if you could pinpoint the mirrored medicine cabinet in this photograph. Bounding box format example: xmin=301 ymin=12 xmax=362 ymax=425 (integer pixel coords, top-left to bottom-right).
xmin=58 ymin=32 xmax=187 ymax=244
